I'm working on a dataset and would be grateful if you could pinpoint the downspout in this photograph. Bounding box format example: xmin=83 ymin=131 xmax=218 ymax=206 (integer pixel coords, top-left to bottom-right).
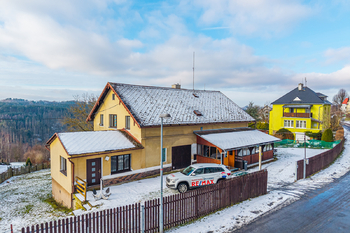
xmin=68 ymin=157 xmax=75 ymax=209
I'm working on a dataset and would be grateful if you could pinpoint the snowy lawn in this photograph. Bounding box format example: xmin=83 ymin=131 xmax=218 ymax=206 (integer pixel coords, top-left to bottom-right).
xmin=1 ymin=129 xmax=349 ymax=232
xmin=0 ymin=170 xmax=70 ymax=233
xmin=0 ymin=165 xmax=8 ymax=174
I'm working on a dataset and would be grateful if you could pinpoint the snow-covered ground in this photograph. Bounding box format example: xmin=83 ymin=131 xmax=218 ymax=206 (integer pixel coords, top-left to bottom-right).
xmin=0 ymin=165 xmax=8 ymax=173
xmin=0 ymin=129 xmax=349 ymax=232
xmin=0 ymin=162 xmax=25 ymax=174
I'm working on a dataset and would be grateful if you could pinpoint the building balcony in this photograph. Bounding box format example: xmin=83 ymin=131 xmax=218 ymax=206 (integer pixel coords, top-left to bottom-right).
xmin=283 ymin=112 xmax=312 ymax=118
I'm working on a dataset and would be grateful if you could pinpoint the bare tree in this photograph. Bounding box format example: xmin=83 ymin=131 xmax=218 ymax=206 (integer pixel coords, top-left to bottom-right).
xmin=62 ymin=93 xmax=97 ymax=132
xmin=332 ymin=89 xmax=348 ymax=110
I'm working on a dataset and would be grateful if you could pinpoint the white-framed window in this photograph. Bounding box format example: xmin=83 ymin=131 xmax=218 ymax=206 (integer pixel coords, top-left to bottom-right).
xmin=100 ymin=114 xmax=104 ymax=126
xmin=296 ymin=120 xmax=306 ymax=128
xmin=284 ymin=120 xmax=294 ymax=128
xmin=60 ymin=156 xmax=67 ymax=176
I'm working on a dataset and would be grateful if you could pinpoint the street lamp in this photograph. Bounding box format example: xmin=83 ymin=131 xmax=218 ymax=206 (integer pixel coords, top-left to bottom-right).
xmin=159 ymin=113 xmax=171 ymax=233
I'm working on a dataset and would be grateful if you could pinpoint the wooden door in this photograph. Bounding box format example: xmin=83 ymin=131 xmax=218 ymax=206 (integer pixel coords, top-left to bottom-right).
xmin=172 ymin=145 xmax=191 ymax=170
xmin=86 ymin=158 xmax=101 ymax=186
xmin=228 ymin=151 xmax=235 ymax=167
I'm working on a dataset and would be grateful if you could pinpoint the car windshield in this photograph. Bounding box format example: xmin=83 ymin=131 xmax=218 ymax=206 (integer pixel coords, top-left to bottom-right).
xmin=181 ymin=166 xmax=196 ymax=176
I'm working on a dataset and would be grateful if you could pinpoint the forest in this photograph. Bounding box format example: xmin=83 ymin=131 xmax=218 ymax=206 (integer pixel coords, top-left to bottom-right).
xmin=0 ymin=98 xmax=75 ymax=163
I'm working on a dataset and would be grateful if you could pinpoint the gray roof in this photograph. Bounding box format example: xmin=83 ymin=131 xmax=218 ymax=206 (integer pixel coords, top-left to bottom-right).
xmin=108 ymin=83 xmax=254 ymax=127
xmin=194 ymin=128 xmax=280 ymax=150
xmin=272 ymin=86 xmax=331 ymax=105
xmin=57 ymin=131 xmax=140 ymax=155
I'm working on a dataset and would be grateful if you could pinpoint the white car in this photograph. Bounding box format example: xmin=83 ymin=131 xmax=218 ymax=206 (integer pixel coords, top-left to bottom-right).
xmin=166 ymin=163 xmax=231 ymax=193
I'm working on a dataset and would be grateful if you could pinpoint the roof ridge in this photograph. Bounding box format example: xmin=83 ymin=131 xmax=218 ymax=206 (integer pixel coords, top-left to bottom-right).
xmin=109 ymin=82 xmax=220 ymax=93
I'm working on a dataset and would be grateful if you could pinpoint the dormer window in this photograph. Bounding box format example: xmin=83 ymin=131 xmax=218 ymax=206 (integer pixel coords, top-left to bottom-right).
xmin=194 ymin=110 xmax=202 ymax=116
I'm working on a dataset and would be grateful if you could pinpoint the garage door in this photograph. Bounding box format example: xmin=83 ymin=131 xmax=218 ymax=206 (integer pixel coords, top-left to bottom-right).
xmin=172 ymin=145 xmax=191 ymax=170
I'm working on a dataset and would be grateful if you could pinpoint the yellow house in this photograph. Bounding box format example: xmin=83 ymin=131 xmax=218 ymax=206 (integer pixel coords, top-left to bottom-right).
xmin=269 ymin=83 xmax=331 ymax=140
xmin=47 ymin=82 xmax=281 ymax=208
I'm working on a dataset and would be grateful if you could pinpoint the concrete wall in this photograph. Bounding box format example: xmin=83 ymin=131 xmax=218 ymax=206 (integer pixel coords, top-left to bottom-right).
xmin=52 ymin=178 xmax=72 ymax=209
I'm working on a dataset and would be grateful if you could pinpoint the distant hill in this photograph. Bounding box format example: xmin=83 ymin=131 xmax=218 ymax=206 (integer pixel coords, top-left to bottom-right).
xmin=0 ymin=98 xmax=75 ymax=162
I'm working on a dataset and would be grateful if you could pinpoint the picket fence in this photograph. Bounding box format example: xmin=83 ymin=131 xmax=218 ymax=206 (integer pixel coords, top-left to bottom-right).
xmin=21 ymin=170 xmax=267 ymax=233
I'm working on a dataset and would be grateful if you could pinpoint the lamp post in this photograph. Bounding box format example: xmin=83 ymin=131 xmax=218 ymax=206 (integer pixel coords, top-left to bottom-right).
xmin=159 ymin=113 xmax=171 ymax=233
xmin=303 ymin=133 xmax=307 ymax=179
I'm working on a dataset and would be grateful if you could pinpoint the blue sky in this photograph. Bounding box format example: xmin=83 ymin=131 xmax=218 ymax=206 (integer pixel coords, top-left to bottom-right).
xmin=0 ymin=0 xmax=350 ymax=106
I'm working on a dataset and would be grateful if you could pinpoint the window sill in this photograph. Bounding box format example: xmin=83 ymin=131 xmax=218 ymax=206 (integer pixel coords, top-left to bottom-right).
xmin=111 ymin=169 xmax=131 ymax=175
xmin=60 ymin=170 xmax=67 ymax=176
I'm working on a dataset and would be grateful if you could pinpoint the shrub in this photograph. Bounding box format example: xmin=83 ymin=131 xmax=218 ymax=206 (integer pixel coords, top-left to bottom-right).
xmin=321 ymin=128 xmax=333 ymax=142
xmin=23 ymin=145 xmax=49 ymax=164
xmin=305 ymin=130 xmax=322 ymax=140
xmin=256 ymin=122 xmax=269 ymax=130
xmin=26 ymin=158 xmax=32 ymax=167
xmin=275 ymin=128 xmax=294 ymax=140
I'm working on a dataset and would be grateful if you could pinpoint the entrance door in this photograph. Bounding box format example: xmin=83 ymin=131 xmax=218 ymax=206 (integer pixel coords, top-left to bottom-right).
xmin=87 ymin=158 xmax=101 ymax=186
xmin=172 ymin=145 xmax=191 ymax=170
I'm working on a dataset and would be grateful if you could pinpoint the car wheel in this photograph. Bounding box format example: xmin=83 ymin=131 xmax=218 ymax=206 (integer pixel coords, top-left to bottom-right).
xmin=177 ymin=182 xmax=188 ymax=193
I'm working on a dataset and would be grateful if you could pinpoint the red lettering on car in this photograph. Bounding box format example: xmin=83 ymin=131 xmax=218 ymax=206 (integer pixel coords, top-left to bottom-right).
xmin=191 ymin=182 xmax=196 ymax=187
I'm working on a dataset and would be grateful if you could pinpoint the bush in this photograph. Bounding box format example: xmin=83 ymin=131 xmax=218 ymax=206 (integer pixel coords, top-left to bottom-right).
xmin=256 ymin=122 xmax=269 ymax=130
xmin=26 ymin=158 xmax=32 ymax=167
xmin=335 ymin=128 xmax=344 ymax=141
xmin=321 ymin=128 xmax=333 ymax=142
xmin=305 ymin=130 xmax=322 ymax=140
xmin=275 ymin=128 xmax=294 ymax=140
xmin=23 ymin=145 xmax=49 ymax=164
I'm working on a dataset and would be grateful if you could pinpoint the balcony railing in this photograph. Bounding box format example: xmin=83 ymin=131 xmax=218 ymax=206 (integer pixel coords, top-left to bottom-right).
xmin=283 ymin=112 xmax=312 ymax=118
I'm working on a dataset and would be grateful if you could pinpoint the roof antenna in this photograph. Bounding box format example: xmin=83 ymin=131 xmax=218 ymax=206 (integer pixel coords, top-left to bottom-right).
xmin=193 ymin=51 xmax=195 ymax=92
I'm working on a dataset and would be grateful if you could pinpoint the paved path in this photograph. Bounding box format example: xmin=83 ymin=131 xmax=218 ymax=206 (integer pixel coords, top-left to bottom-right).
xmin=232 ymin=148 xmax=350 ymax=233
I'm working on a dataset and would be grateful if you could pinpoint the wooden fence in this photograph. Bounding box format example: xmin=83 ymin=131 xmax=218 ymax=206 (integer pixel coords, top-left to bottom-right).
xmin=21 ymin=170 xmax=267 ymax=233
xmin=0 ymin=163 xmax=50 ymax=184
xmin=296 ymin=138 xmax=345 ymax=180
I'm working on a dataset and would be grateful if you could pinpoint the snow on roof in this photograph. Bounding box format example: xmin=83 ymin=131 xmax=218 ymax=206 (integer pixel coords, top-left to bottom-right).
xmin=57 ymin=131 xmax=139 ymax=155
xmin=195 ymin=129 xmax=280 ymax=150
xmin=108 ymin=83 xmax=254 ymax=127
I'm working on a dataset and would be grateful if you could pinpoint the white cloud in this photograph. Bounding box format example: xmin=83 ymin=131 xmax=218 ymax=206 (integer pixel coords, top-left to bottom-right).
xmin=324 ymin=47 xmax=350 ymax=64
xmin=192 ymin=0 xmax=313 ymax=36
xmin=292 ymin=65 xmax=350 ymax=91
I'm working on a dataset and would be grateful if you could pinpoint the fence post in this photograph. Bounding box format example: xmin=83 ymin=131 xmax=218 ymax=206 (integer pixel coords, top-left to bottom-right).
xmin=295 ymin=161 xmax=298 ymax=181
xmin=141 ymin=204 xmax=145 ymax=233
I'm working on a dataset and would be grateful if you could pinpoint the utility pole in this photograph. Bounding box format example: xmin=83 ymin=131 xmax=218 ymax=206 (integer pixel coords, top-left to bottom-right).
xmin=303 ymin=133 xmax=306 ymax=179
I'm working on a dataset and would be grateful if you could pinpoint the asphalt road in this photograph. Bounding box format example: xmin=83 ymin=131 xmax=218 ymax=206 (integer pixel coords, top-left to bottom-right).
xmin=232 ymin=133 xmax=350 ymax=233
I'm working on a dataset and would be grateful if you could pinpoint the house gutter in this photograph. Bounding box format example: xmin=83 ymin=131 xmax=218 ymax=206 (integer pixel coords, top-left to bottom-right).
xmin=68 ymin=157 xmax=75 ymax=209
